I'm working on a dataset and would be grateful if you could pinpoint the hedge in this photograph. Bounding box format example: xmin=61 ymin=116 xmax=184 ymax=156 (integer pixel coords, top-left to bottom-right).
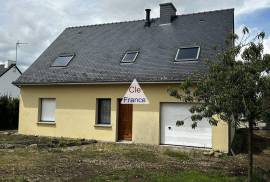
xmin=0 ymin=95 xmax=19 ymax=130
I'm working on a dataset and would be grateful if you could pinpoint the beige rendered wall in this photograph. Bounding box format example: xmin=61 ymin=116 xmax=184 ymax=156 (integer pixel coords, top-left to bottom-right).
xmin=19 ymin=84 xmax=229 ymax=152
xmin=212 ymin=120 xmax=229 ymax=152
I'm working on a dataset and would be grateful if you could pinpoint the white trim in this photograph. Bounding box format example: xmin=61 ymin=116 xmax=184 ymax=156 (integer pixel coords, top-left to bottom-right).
xmin=159 ymin=23 xmax=172 ymax=26
xmin=116 ymin=140 xmax=133 ymax=144
xmin=121 ymin=51 xmax=139 ymax=63
xmin=94 ymin=124 xmax=112 ymax=128
xmin=37 ymin=121 xmax=56 ymax=125
xmin=174 ymin=46 xmax=200 ymax=62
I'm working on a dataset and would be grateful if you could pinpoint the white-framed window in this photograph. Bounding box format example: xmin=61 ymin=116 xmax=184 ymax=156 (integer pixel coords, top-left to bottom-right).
xmin=96 ymin=98 xmax=111 ymax=125
xmin=121 ymin=51 xmax=139 ymax=63
xmin=39 ymin=98 xmax=56 ymax=122
xmin=174 ymin=46 xmax=200 ymax=62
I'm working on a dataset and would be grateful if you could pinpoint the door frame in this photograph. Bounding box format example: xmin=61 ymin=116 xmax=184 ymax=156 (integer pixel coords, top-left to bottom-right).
xmin=117 ymin=98 xmax=133 ymax=141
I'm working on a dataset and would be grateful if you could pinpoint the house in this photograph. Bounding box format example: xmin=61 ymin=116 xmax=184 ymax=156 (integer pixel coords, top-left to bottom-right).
xmin=14 ymin=3 xmax=234 ymax=152
xmin=0 ymin=60 xmax=22 ymax=97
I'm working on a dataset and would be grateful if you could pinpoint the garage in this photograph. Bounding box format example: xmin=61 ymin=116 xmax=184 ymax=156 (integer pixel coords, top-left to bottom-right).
xmin=160 ymin=103 xmax=212 ymax=148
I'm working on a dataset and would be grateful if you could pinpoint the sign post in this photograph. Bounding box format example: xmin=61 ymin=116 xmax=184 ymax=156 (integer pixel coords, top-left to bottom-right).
xmin=121 ymin=79 xmax=149 ymax=104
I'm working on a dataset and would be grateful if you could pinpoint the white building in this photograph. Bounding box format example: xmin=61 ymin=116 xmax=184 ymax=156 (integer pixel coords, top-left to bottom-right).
xmin=0 ymin=60 xmax=22 ymax=97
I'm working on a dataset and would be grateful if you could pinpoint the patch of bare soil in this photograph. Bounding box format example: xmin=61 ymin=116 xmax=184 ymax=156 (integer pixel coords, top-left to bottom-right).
xmin=0 ymin=133 xmax=248 ymax=181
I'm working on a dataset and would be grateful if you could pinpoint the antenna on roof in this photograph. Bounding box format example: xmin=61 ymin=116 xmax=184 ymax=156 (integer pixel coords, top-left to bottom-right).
xmin=16 ymin=40 xmax=28 ymax=69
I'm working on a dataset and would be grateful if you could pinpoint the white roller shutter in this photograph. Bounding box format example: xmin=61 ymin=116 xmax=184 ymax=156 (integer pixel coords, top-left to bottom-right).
xmin=160 ymin=103 xmax=212 ymax=148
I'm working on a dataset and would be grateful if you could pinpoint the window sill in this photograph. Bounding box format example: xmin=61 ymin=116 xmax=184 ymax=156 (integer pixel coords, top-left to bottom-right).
xmin=94 ymin=124 xmax=112 ymax=128
xmin=37 ymin=121 xmax=56 ymax=125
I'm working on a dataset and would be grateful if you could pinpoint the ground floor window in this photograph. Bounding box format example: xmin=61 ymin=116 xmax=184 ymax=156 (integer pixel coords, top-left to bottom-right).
xmin=96 ymin=98 xmax=111 ymax=125
xmin=39 ymin=98 xmax=56 ymax=122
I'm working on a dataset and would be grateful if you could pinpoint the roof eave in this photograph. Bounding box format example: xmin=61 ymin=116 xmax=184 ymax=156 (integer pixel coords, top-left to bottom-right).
xmin=13 ymin=80 xmax=200 ymax=87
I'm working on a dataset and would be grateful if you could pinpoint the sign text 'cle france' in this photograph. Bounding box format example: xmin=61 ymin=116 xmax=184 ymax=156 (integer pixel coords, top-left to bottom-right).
xmin=121 ymin=79 xmax=149 ymax=104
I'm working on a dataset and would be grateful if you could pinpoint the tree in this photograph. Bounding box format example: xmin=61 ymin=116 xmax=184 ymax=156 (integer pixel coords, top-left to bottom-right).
xmin=0 ymin=95 xmax=19 ymax=130
xmin=168 ymin=28 xmax=270 ymax=182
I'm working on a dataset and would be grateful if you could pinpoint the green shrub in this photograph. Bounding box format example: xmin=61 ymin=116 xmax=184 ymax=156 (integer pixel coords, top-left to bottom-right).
xmin=0 ymin=95 xmax=19 ymax=130
xmin=231 ymin=129 xmax=248 ymax=154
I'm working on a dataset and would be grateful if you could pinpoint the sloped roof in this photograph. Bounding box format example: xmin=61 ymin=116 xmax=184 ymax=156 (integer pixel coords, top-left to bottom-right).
xmin=0 ymin=65 xmax=7 ymax=76
xmin=0 ymin=64 xmax=21 ymax=77
xmin=14 ymin=9 xmax=234 ymax=85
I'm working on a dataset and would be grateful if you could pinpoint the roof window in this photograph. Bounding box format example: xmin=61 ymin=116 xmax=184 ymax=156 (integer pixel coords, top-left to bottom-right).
xmin=121 ymin=51 xmax=139 ymax=63
xmin=175 ymin=46 xmax=200 ymax=62
xmin=51 ymin=53 xmax=75 ymax=67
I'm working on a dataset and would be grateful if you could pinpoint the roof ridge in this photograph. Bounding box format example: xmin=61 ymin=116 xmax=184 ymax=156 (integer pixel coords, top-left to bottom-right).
xmin=65 ymin=8 xmax=234 ymax=30
xmin=178 ymin=8 xmax=234 ymax=17
xmin=66 ymin=18 xmax=151 ymax=29
xmin=0 ymin=64 xmax=21 ymax=77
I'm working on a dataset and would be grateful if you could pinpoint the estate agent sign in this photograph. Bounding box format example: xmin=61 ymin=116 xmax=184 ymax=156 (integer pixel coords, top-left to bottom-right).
xmin=121 ymin=79 xmax=149 ymax=104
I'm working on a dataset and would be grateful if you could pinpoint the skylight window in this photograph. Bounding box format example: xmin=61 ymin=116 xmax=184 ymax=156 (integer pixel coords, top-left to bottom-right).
xmin=121 ymin=51 xmax=139 ymax=63
xmin=175 ymin=46 xmax=200 ymax=62
xmin=51 ymin=54 xmax=75 ymax=67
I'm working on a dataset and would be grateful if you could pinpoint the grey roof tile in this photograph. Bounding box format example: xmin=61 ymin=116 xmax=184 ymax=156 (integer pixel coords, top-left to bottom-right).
xmin=0 ymin=64 xmax=21 ymax=77
xmin=0 ymin=65 xmax=7 ymax=76
xmin=14 ymin=9 xmax=234 ymax=85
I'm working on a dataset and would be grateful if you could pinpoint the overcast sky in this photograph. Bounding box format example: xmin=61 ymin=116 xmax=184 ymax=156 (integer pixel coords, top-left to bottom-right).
xmin=0 ymin=0 xmax=270 ymax=71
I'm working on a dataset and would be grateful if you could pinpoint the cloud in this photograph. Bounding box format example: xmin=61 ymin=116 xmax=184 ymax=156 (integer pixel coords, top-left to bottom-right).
xmin=0 ymin=0 xmax=269 ymax=71
xmin=264 ymin=37 xmax=270 ymax=54
xmin=234 ymin=0 xmax=270 ymax=16
xmin=0 ymin=0 xmax=102 ymax=70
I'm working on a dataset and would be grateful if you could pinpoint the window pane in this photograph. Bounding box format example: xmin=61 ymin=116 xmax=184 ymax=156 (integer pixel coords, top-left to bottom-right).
xmin=97 ymin=99 xmax=111 ymax=124
xmin=40 ymin=99 xmax=56 ymax=122
xmin=51 ymin=55 xmax=74 ymax=67
xmin=122 ymin=51 xmax=138 ymax=63
xmin=176 ymin=47 xmax=199 ymax=61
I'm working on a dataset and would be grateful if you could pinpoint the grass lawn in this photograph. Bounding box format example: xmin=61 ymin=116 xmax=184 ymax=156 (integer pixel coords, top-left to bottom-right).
xmin=0 ymin=132 xmax=266 ymax=182
xmin=90 ymin=169 xmax=247 ymax=182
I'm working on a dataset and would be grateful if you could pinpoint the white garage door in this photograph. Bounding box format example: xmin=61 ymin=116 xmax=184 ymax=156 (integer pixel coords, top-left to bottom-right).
xmin=160 ymin=103 xmax=212 ymax=148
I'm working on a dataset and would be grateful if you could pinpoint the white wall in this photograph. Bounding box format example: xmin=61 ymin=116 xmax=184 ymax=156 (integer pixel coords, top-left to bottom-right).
xmin=0 ymin=66 xmax=21 ymax=97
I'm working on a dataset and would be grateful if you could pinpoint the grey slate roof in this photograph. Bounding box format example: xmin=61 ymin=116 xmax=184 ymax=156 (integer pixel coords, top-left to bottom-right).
xmin=0 ymin=65 xmax=7 ymax=77
xmin=0 ymin=64 xmax=21 ymax=77
xmin=14 ymin=9 xmax=234 ymax=85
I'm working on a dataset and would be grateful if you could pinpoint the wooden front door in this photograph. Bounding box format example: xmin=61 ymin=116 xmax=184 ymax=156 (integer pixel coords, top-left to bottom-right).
xmin=118 ymin=99 xmax=133 ymax=141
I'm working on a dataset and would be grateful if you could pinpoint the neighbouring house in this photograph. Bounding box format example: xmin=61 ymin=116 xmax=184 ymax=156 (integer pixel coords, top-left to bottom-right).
xmin=14 ymin=3 xmax=235 ymax=152
xmin=0 ymin=60 xmax=22 ymax=97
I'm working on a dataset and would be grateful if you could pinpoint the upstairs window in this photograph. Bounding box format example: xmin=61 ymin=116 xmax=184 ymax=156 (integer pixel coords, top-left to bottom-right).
xmin=121 ymin=51 xmax=139 ymax=63
xmin=175 ymin=46 xmax=200 ymax=62
xmin=51 ymin=53 xmax=75 ymax=67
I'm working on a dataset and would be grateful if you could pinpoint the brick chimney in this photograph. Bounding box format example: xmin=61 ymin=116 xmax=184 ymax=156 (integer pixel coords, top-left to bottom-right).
xmin=159 ymin=2 xmax=177 ymax=24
